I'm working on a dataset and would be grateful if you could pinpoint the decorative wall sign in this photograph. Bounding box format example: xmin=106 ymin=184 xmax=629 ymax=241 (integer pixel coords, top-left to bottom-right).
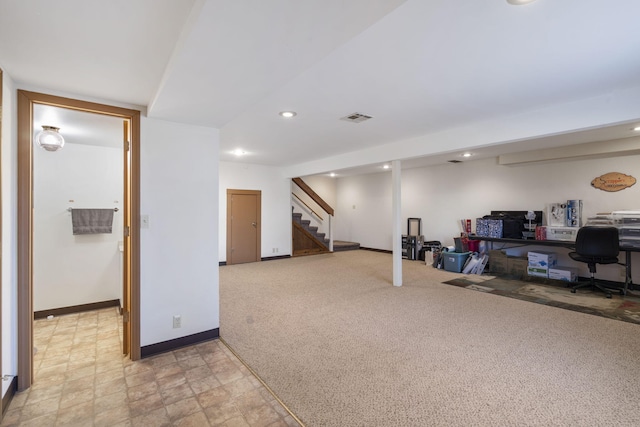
xmin=591 ymin=172 xmax=636 ymax=192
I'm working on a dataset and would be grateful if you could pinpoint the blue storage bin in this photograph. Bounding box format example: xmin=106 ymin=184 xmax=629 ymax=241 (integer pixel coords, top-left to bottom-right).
xmin=443 ymin=251 xmax=471 ymax=273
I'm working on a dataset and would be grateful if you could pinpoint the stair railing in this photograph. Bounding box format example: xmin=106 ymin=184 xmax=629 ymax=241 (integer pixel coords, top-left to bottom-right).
xmin=291 ymin=177 xmax=334 ymax=251
xmin=292 ymin=192 xmax=323 ymax=220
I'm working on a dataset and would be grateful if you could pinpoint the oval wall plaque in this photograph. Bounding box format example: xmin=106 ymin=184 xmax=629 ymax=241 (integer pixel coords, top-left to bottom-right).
xmin=591 ymin=172 xmax=636 ymax=192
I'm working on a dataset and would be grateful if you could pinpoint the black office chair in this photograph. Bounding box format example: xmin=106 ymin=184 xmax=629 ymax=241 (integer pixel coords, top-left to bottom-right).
xmin=569 ymin=226 xmax=623 ymax=299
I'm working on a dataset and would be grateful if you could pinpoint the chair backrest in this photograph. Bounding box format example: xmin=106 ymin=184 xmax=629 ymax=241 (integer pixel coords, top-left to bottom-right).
xmin=575 ymin=226 xmax=619 ymax=258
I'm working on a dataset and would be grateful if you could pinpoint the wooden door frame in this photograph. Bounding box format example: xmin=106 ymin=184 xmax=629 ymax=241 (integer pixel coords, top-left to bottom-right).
xmin=0 ymin=68 xmax=3 ymax=402
xmin=226 ymin=189 xmax=261 ymax=265
xmin=17 ymin=90 xmax=141 ymax=391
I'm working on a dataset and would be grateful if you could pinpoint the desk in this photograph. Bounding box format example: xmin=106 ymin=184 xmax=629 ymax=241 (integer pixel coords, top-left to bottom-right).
xmin=469 ymin=236 xmax=639 ymax=295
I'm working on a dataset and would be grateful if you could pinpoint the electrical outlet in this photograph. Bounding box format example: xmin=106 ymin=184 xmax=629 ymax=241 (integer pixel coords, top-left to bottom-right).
xmin=173 ymin=315 xmax=181 ymax=328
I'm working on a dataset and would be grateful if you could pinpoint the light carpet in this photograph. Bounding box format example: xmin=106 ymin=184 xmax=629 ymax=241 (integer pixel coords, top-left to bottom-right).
xmin=220 ymin=250 xmax=640 ymax=426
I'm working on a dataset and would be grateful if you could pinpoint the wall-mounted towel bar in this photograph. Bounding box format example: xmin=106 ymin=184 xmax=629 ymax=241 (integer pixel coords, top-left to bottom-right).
xmin=68 ymin=207 xmax=119 ymax=212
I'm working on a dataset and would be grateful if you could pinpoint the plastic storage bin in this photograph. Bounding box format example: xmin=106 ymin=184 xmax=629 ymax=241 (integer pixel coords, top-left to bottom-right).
xmin=443 ymin=251 xmax=470 ymax=273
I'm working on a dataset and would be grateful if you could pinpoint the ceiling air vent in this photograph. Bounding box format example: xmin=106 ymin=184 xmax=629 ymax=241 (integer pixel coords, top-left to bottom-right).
xmin=448 ymin=160 xmax=462 ymax=164
xmin=340 ymin=112 xmax=373 ymax=123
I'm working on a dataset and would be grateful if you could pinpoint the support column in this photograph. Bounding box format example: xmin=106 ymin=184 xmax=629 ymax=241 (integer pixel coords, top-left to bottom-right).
xmin=329 ymin=215 xmax=333 ymax=252
xmin=392 ymin=160 xmax=402 ymax=286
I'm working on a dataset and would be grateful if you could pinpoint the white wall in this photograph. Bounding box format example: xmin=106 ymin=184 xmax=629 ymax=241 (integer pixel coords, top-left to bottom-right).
xmin=1 ymin=70 xmax=18 ymax=398
xmin=140 ymin=118 xmax=219 ymax=346
xmin=33 ymin=143 xmax=123 ymax=311
xmin=335 ymin=172 xmax=392 ymax=248
xmin=219 ymin=161 xmax=291 ymax=261
xmin=0 ymin=81 xmax=221 ymax=389
xmin=336 ymin=154 xmax=640 ymax=281
xmin=299 ymin=175 xmax=337 ymax=208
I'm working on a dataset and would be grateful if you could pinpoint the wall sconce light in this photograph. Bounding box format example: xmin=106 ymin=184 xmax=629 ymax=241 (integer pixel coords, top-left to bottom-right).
xmin=36 ymin=125 xmax=65 ymax=151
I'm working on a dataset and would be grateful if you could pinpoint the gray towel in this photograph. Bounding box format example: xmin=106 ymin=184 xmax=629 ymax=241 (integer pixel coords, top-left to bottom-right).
xmin=71 ymin=209 xmax=114 ymax=235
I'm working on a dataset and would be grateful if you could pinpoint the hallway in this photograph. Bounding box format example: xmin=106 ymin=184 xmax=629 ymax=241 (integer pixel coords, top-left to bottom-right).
xmin=1 ymin=308 xmax=298 ymax=426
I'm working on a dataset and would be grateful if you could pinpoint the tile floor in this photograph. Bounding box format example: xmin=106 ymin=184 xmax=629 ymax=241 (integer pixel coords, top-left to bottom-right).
xmin=1 ymin=307 xmax=300 ymax=427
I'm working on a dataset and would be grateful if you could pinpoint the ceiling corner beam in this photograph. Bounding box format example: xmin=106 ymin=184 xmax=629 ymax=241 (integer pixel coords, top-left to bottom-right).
xmin=498 ymin=136 xmax=640 ymax=165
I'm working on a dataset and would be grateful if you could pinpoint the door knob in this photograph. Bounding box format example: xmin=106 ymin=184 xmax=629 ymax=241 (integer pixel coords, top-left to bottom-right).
xmin=252 ymin=222 xmax=257 ymax=227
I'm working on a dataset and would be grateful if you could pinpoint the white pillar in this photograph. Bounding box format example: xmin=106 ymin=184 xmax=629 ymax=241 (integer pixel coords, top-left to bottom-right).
xmin=329 ymin=215 xmax=333 ymax=252
xmin=392 ymin=160 xmax=402 ymax=286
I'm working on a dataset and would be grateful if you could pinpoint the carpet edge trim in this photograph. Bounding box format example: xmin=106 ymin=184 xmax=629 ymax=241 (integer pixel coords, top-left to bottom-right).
xmin=219 ymin=337 xmax=306 ymax=427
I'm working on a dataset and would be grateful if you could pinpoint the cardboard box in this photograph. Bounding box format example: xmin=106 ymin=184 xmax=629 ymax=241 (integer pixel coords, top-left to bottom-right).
xmin=490 ymin=256 xmax=508 ymax=275
xmin=546 ymin=203 xmax=566 ymax=227
xmin=476 ymin=218 xmax=503 ymax=238
xmin=549 ymin=267 xmax=578 ymax=282
xmin=527 ymin=251 xmax=557 ymax=268
xmin=508 ymin=257 xmax=528 ymax=279
xmin=489 ymin=249 xmax=507 ymax=259
xmin=527 ymin=266 xmax=549 ymax=278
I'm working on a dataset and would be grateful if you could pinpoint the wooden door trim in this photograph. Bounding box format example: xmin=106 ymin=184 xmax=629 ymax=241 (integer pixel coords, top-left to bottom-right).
xmin=16 ymin=90 xmax=141 ymax=391
xmin=0 ymin=68 xmax=3 ymax=403
xmin=122 ymin=119 xmax=131 ymax=356
xmin=226 ymin=189 xmax=261 ymax=265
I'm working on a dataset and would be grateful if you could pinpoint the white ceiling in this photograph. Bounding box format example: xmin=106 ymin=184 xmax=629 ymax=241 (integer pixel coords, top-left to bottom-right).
xmin=33 ymin=104 xmax=123 ymax=149
xmin=2 ymin=0 xmax=640 ymax=176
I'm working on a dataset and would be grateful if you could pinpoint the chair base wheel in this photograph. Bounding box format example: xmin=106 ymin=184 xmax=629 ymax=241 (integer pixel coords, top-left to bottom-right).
xmin=570 ymin=289 xmax=576 ymax=293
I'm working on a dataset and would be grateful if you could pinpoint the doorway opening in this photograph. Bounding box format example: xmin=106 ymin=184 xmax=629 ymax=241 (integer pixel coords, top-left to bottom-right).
xmin=17 ymin=90 xmax=141 ymax=391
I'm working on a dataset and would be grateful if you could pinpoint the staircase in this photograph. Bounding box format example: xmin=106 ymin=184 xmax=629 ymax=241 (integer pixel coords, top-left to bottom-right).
xmin=292 ymin=212 xmax=330 ymax=256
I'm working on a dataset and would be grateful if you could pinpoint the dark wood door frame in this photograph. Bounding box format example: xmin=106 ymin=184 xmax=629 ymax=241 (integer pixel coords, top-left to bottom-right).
xmin=226 ymin=189 xmax=261 ymax=265
xmin=17 ymin=90 xmax=141 ymax=391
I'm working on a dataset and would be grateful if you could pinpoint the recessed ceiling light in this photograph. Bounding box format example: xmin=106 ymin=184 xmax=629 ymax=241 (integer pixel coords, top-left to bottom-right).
xmin=233 ymin=148 xmax=246 ymax=156
xmin=279 ymin=111 xmax=297 ymax=118
xmin=507 ymin=0 xmax=537 ymax=4
xmin=329 ymin=173 xmax=336 ymax=177
xmin=462 ymin=152 xmax=473 ymax=158
xmin=633 ymin=126 xmax=640 ymax=132
xmin=383 ymin=164 xmax=390 ymax=169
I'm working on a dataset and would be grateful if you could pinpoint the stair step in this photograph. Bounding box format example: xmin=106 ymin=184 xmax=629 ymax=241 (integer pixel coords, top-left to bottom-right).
xmin=333 ymin=240 xmax=361 ymax=252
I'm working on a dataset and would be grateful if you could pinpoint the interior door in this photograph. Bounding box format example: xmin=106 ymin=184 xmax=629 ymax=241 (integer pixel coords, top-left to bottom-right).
xmin=122 ymin=120 xmax=131 ymax=356
xmin=227 ymin=190 xmax=261 ymax=265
